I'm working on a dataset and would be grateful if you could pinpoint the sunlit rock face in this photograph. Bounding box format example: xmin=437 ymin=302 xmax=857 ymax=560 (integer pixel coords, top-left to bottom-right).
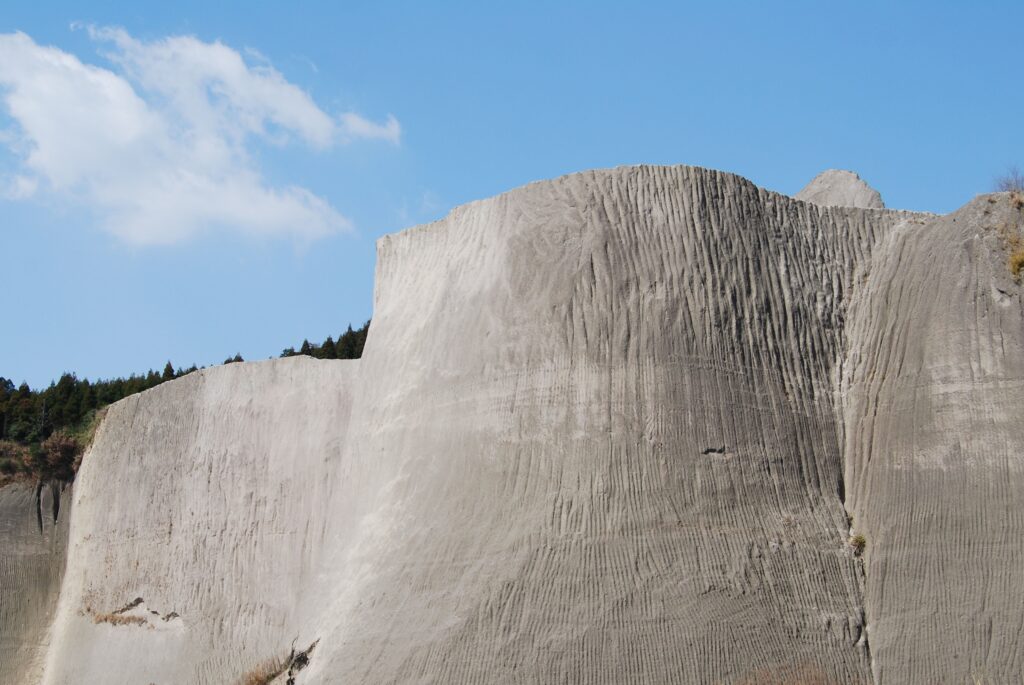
xmin=4 ymin=165 xmax=1023 ymax=684
xmin=795 ymin=169 xmax=886 ymax=210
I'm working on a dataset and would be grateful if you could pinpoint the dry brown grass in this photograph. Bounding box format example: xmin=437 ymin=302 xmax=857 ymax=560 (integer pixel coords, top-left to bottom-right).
xmin=93 ymin=612 xmax=148 ymax=627
xmin=1011 ymin=191 xmax=1024 ymax=211
xmin=1004 ymin=225 xmax=1024 ymax=280
xmin=0 ymin=469 xmax=33 ymax=488
xmin=848 ymin=533 xmax=867 ymax=556
xmin=235 ymin=656 xmax=288 ymax=685
xmin=995 ymin=218 xmax=1024 ymax=280
xmin=0 ymin=441 xmax=31 ymax=486
xmin=1009 ymin=248 xmax=1024 ymax=281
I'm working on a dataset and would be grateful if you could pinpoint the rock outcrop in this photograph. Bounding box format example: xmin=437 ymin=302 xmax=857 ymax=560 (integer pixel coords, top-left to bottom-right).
xmin=3 ymin=165 xmax=1022 ymax=684
xmin=795 ymin=169 xmax=886 ymax=209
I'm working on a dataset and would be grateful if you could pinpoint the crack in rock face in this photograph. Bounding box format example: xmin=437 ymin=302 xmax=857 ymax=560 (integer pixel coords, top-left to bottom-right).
xmin=286 ymin=639 xmax=318 ymax=684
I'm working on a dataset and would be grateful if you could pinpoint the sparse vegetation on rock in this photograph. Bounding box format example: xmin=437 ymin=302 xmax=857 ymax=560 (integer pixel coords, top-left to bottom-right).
xmin=995 ymin=166 xmax=1024 ymax=193
xmin=235 ymin=656 xmax=288 ymax=685
xmin=994 ymin=213 xmax=1024 ymax=281
xmin=849 ymin=533 xmax=867 ymax=556
xmin=92 ymin=612 xmax=148 ymax=628
xmin=1009 ymin=248 xmax=1024 ymax=281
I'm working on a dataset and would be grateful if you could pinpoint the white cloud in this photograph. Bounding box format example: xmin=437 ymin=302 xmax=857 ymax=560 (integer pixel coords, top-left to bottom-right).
xmin=340 ymin=112 xmax=401 ymax=144
xmin=0 ymin=28 xmax=400 ymax=244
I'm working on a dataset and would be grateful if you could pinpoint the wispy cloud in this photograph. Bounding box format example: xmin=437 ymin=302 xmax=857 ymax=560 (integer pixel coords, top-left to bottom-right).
xmin=0 ymin=27 xmax=400 ymax=244
xmin=339 ymin=112 xmax=401 ymax=144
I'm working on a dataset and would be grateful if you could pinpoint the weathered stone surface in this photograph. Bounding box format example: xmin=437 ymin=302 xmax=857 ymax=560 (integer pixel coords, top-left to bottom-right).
xmin=3 ymin=165 xmax=1022 ymax=684
xmin=0 ymin=482 xmax=71 ymax=684
xmin=841 ymin=194 xmax=1024 ymax=683
xmin=796 ymin=169 xmax=886 ymax=209
xmin=41 ymin=360 xmax=357 ymax=684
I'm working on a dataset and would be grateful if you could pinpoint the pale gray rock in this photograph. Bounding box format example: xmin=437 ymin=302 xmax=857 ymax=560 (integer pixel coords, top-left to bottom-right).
xmin=840 ymin=195 xmax=1024 ymax=683
xmin=0 ymin=482 xmax=71 ymax=684
xmin=2 ymin=165 xmax=1022 ymax=684
xmin=796 ymin=169 xmax=886 ymax=209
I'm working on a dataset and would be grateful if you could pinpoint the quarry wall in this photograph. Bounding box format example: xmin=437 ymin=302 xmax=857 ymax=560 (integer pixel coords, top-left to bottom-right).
xmin=2 ymin=165 xmax=1021 ymax=683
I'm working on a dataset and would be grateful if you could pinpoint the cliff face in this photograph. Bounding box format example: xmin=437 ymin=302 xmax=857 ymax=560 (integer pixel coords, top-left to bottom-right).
xmin=42 ymin=360 xmax=357 ymax=684
xmin=841 ymin=194 xmax=1024 ymax=682
xmin=0 ymin=482 xmax=71 ymax=684
xmin=4 ymin=165 xmax=1022 ymax=684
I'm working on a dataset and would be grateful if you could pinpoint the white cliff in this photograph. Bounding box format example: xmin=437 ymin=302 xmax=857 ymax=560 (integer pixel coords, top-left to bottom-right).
xmin=3 ymin=165 xmax=1022 ymax=684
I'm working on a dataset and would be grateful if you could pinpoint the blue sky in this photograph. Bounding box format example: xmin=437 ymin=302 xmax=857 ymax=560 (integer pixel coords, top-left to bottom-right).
xmin=1 ymin=1 xmax=1021 ymax=388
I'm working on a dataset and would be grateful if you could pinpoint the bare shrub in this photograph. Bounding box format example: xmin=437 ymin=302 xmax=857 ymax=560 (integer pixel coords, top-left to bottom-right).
xmin=995 ymin=166 xmax=1024 ymax=192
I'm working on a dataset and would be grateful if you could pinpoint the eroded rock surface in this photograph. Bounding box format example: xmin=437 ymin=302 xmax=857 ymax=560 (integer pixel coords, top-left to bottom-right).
xmin=0 ymin=482 xmax=71 ymax=684
xmin=3 ymin=165 xmax=1022 ymax=684
xmin=796 ymin=169 xmax=886 ymax=209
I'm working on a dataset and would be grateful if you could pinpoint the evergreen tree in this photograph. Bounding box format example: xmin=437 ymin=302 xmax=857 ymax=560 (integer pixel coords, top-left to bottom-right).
xmin=299 ymin=339 xmax=313 ymax=356
xmin=337 ymin=325 xmax=357 ymax=359
xmin=162 ymin=362 xmax=175 ymax=381
xmin=322 ymin=336 xmax=337 ymax=359
xmin=355 ymin=320 xmax=370 ymax=357
xmin=78 ymin=382 xmax=96 ymax=418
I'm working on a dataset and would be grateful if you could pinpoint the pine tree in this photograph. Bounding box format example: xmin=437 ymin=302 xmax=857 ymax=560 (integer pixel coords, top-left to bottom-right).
xmin=322 ymin=336 xmax=337 ymax=359
xmin=299 ymin=339 xmax=313 ymax=356
xmin=162 ymin=361 xmax=175 ymax=380
xmin=78 ymin=383 xmax=96 ymax=418
xmin=337 ymin=325 xmax=357 ymax=359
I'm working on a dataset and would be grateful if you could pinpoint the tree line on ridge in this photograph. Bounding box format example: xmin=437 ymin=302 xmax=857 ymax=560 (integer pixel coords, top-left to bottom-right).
xmin=0 ymin=320 xmax=369 ymax=485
